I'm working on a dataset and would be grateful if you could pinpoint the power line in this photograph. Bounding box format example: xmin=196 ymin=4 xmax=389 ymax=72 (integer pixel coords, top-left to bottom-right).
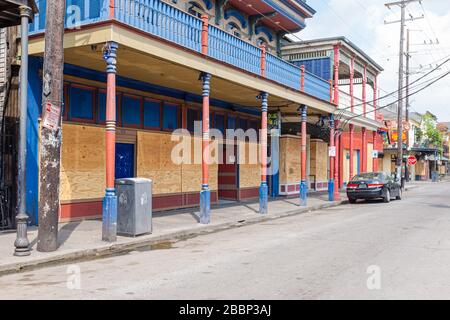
xmin=342 ymin=69 xmax=450 ymax=123
xmin=335 ymin=55 xmax=450 ymax=114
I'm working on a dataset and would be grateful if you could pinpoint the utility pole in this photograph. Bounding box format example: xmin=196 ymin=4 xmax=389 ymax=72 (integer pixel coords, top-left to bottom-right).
xmin=384 ymin=0 xmax=423 ymax=188
xmin=405 ymin=28 xmax=410 ymax=183
xmin=37 ymin=0 xmax=66 ymax=252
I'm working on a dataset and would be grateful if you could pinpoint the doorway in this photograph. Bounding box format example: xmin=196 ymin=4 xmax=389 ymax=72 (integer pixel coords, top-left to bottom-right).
xmin=115 ymin=143 xmax=135 ymax=179
xmin=218 ymin=143 xmax=238 ymax=201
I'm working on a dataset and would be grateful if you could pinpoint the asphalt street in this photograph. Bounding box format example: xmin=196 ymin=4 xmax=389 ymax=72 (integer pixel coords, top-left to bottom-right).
xmin=1 ymin=181 xmax=449 ymax=299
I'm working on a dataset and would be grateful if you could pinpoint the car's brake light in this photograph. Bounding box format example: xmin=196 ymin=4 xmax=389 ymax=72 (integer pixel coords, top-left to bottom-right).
xmin=347 ymin=184 xmax=358 ymax=189
xmin=368 ymin=183 xmax=384 ymax=188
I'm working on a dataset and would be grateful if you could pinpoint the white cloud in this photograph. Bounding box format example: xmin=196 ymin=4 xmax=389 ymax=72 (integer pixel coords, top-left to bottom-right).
xmin=296 ymin=0 xmax=450 ymax=121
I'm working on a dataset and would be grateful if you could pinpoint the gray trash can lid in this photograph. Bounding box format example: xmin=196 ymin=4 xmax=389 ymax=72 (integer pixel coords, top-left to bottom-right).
xmin=115 ymin=178 xmax=153 ymax=185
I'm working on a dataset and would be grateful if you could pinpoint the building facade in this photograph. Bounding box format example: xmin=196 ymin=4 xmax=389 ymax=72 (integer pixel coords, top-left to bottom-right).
xmin=19 ymin=1 xmax=385 ymax=225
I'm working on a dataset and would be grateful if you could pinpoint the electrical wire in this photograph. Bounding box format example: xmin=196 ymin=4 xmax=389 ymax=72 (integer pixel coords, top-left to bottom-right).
xmin=335 ymin=55 xmax=450 ymax=115
xmin=341 ymin=69 xmax=450 ymax=125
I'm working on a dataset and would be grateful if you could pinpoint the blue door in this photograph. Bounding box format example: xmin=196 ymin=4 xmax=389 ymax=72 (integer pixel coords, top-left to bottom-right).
xmin=115 ymin=143 xmax=135 ymax=179
xmin=356 ymin=150 xmax=361 ymax=174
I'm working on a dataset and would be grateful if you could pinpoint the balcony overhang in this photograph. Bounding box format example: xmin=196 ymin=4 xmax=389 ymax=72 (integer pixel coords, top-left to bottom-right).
xmin=28 ymin=21 xmax=334 ymax=114
xmin=229 ymin=0 xmax=314 ymax=32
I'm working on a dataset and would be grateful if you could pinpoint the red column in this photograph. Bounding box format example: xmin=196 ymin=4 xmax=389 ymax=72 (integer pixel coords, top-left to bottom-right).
xmin=362 ymin=66 xmax=367 ymax=116
xmin=300 ymin=65 xmax=305 ymax=92
xmin=333 ymin=44 xmax=340 ymax=106
xmin=373 ymin=131 xmax=379 ymax=172
xmin=373 ymin=75 xmax=378 ymax=120
xmin=201 ymin=15 xmax=209 ymax=55
xmin=350 ymin=56 xmax=355 ymax=113
xmin=259 ymin=92 xmax=269 ymax=214
xmin=102 ymin=41 xmax=119 ymax=242
xmin=334 ymin=119 xmax=341 ymax=200
xmin=109 ymin=0 xmax=115 ymax=19
xmin=361 ymin=127 xmax=367 ymax=173
xmin=260 ymin=44 xmax=266 ymax=77
xmin=349 ymin=124 xmax=354 ymax=181
xmin=328 ymin=115 xmax=335 ymax=201
xmin=300 ymin=105 xmax=308 ymax=206
xmin=199 ymin=73 xmax=212 ymax=224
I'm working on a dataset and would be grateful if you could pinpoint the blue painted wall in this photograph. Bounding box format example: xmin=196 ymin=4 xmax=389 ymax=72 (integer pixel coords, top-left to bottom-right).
xmin=291 ymin=57 xmax=332 ymax=80
xmin=26 ymin=57 xmax=43 ymax=225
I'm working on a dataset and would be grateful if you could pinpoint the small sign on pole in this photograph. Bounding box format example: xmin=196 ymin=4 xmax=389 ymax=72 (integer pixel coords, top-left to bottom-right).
xmin=372 ymin=150 xmax=379 ymax=158
xmin=328 ymin=146 xmax=336 ymax=157
xmin=42 ymin=102 xmax=61 ymax=131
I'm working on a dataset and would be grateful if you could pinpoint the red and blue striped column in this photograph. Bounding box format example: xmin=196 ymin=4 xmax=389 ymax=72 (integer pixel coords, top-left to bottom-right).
xmin=361 ymin=127 xmax=367 ymax=173
xmin=334 ymin=119 xmax=341 ymax=201
xmin=300 ymin=105 xmax=308 ymax=206
xmin=259 ymin=92 xmax=269 ymax=214
xmin=200 ymin=72 xmax=212 ymax=224
xmin=102 ymin=41 xmax=119 ymax=242
xmin=333 ymin=44 xmax=340 ymax=106
xmin=349 ymin=124 xmax=354 ymax=181
xmin=328 ymin=114 xmax=335 ymax=201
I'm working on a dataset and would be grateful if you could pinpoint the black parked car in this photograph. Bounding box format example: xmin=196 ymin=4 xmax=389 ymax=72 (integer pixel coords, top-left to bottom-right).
xmin=346 ymin=172 xmax=402 ymax=204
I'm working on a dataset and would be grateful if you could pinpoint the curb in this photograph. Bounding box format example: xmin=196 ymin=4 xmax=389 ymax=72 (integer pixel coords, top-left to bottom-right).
xmin=0 ymin=199 xmax=346 ymax=277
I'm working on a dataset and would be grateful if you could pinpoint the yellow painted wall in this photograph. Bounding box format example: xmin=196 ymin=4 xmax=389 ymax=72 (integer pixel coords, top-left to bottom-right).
xmin=60 ymin=124 xmax=106 ymax=202
xmin=310 ymin=139 xmax=328 ymax=182
xmin=367 ymin=143 xmax=373 ymax=172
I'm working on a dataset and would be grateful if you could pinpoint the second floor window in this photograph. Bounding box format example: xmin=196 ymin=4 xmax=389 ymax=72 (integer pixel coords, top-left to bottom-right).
xmin=188 ymin=1 xmax=205 ymax=18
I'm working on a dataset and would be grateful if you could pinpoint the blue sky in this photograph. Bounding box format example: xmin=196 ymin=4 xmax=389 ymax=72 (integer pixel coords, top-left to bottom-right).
xmin=295 ymin=0 xmax=450 ymax=122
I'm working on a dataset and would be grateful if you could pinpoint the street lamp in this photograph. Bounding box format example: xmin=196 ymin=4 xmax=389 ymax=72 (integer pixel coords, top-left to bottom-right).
xmin=0 ymin=0 xmax=38 ymax=256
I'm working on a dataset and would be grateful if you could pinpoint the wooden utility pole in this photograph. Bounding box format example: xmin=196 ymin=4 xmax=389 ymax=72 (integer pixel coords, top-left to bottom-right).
xmin=37 ymin=0 xmax=66 ymax=252
xmin=384 ymin=0 xmax=423 ymax=188
xmin=405 ymin=28 xmax=410 ymax=182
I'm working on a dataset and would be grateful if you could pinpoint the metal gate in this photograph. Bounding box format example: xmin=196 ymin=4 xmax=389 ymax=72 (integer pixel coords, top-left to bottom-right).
xmin=0 ymin=117 xmax=18 ymax=230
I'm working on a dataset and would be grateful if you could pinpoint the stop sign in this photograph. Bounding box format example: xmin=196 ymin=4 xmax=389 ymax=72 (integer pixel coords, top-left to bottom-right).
xmin=408 ymin=156 xmax=417 ymax=166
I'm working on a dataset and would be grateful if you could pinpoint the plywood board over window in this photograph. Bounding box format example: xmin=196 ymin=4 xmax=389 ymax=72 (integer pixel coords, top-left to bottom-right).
xmin=60 ymin=124 xmax=106 ymax=202
xmin=137 ymin=131 xmax=182 ymax=194
xmin=238 ymin=140 xmax=260 ymax=188
xmin=137 ymin=131 xmax=218 ymax=194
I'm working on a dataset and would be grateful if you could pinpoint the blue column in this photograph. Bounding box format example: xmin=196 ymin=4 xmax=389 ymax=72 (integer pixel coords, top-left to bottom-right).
xmin=300 ymin=105 xmax=308 ymax=206
xmin=328 ymin=114 xmax=335 ymax=201
xmin=102 ymin=41 xmax=119 ymax=242
xmin=258 ymin=92 xmax=269 ymax=214
xmin=200 ymin=72 xmax=212 ymax=224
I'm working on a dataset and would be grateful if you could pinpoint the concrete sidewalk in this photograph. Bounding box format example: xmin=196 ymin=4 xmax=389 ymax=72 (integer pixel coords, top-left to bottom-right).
xmin=0 ymin=192 xmax=347 ymax=275
xmin=0 ymin=180 xmax=429 ymax=275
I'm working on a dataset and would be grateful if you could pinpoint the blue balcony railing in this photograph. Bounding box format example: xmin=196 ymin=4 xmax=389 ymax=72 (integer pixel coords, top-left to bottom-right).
xmin=208 ymin=25 xmax=262 ymax=75
xmin=29 ymin=0 xmax=331 ymax=103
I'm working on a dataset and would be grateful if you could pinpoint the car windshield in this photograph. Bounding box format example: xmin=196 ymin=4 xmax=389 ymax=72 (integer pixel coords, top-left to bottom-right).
xmin=352 ymin=173 xmax=385 ymax=182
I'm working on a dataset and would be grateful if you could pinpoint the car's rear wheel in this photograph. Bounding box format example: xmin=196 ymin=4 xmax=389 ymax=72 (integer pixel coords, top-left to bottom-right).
xmin=383 ymin=189 xmax=391 ymax=203
xmin=396 ymin=189 xmax=402 ymax=200
xmin=349 ymin=198 xmax=357 ymax=204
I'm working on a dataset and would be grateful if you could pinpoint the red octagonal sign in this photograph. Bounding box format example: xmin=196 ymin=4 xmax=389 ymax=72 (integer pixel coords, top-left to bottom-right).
xmin=408 ymin=156 xmax=417 ymax=166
